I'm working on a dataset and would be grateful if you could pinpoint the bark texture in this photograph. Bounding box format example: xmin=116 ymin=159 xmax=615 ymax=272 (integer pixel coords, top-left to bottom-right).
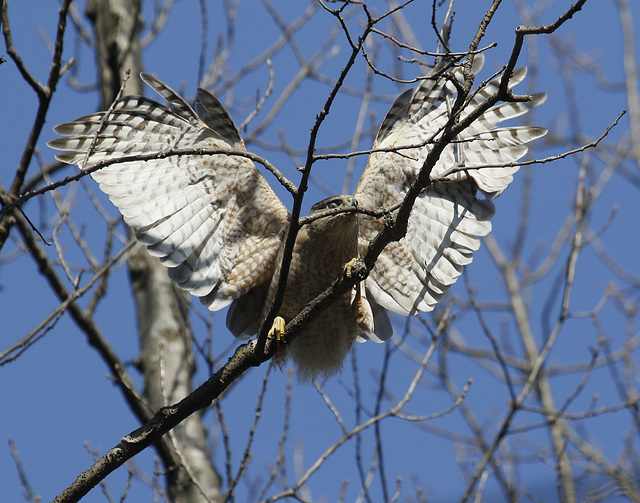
xmin=87 ymin=1 xmax=221 ymax=500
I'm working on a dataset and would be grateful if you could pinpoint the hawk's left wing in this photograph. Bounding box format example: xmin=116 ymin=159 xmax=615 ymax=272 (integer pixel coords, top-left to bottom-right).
xmin=354 ymin=56 xmax=547 ymax=317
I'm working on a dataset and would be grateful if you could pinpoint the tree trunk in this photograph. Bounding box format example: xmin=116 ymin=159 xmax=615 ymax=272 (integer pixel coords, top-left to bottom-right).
xmin=86 ymin=1 xmax=221 ymax=500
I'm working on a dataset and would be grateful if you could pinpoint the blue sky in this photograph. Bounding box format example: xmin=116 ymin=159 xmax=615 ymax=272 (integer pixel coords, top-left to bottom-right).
xmin=2 ymin=1 xmax=639 ymax=502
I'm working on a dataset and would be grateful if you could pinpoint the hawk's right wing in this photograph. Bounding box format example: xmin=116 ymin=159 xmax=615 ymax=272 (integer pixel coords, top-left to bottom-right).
xmin=49 ymin=74 xmax=290 ymax=310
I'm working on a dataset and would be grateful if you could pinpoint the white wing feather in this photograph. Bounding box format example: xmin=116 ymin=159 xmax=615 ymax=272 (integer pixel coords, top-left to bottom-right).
xmin=355 ymin=56 xmax=547 ymax=317
xmin=48 ymin=73 xmax=289 ymax=310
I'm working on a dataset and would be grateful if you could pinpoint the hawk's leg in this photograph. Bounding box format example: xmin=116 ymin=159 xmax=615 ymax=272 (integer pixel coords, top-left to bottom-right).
xmin=268 ymin=316 xmax=286 ymax=349
xmin=346 ymin=258 xmax=375 ymax=333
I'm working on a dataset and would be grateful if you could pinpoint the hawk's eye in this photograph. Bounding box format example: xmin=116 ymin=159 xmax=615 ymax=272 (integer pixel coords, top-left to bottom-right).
xmin=327 ymin=201 xmax=339 ymax=209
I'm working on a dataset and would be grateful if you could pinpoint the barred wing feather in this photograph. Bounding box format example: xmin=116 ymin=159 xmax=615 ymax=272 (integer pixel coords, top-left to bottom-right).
xmin=355 ymin=56 xmax=547 ymax=316
xmin=48 ymin=73 xmax=290 ymax=310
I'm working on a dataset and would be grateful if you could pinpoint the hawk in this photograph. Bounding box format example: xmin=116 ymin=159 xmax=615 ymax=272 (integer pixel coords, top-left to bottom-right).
xmin=49 ymin=56 xmax=546 ymax=382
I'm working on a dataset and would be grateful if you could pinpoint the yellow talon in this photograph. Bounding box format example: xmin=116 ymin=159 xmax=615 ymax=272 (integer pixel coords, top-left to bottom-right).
xmin=344 ymin=258 xmax=358 ymax=278
xmin=268 ymin=316 xmax=286 ymax=347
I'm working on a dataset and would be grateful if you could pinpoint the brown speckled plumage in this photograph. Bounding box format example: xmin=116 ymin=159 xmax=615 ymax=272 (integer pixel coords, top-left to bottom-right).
xmin=266 ymin=195 xmax=372 ymax=381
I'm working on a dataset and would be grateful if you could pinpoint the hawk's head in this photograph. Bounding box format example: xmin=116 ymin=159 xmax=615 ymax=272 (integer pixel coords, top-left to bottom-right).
xmin=308 ymin=195 xmax=359 ymax=235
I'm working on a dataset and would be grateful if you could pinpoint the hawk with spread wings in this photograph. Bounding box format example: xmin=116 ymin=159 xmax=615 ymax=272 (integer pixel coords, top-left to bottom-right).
xmin=49 ymin=56 xmax=546 ymax=382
